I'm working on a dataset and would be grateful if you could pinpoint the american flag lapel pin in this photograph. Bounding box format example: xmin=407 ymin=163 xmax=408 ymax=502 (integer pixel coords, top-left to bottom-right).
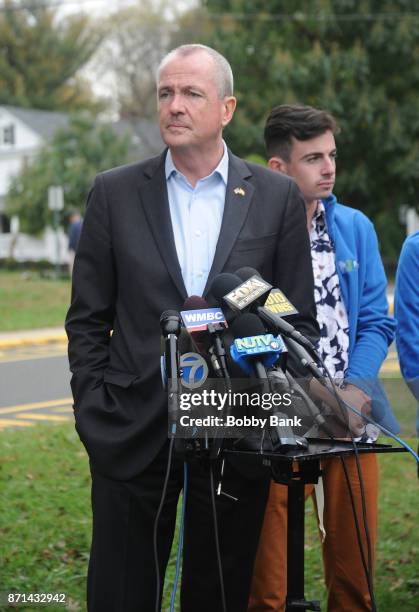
xmin=234 ymin=187 xmax=246 ymax=196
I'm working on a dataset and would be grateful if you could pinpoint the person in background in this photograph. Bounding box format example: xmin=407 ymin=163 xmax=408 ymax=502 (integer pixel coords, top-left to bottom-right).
xmin=67 ymin=210 xmax=83 ymax=276
xmin=249 ymin=104 xmax=398 ymax=612
xmin=395 ymin=231 xmax=419 ymax=437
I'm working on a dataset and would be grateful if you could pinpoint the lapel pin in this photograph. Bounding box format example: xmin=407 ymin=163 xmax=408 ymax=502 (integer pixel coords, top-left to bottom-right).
xmin=234 ymin=187 xmax=246 ymax=196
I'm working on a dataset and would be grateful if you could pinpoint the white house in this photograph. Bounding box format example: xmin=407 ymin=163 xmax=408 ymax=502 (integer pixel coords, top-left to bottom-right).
xmin=0 ymin=105 xmax=69 ymax=233
xmin=0 ymin=104 xmax=163 ymax=262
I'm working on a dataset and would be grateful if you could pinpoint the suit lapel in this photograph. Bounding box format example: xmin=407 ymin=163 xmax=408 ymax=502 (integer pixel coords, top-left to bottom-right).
xmin=203 ymin=153 xmax=254 ymax=296
xmin=138 ymin=153 xmax=187 ymax=299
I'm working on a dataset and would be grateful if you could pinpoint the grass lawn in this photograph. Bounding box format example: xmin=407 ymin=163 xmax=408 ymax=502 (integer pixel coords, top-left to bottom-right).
xmin=0 ymin=424 xmax=417 ymax=611
xmin=0 ymin=271 xmax=71 ymax=332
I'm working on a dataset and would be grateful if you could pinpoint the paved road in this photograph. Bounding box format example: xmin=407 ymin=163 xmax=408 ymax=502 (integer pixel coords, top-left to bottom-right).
xmin=0 ymin=339 xmax=401 ymax=430
xmin=0 ymin=341 xmax=72 ymax=430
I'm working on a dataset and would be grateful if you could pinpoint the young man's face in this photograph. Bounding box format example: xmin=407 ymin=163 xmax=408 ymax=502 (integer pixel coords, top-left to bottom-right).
xmin=268 ymin=130 xmax=337 ymax=206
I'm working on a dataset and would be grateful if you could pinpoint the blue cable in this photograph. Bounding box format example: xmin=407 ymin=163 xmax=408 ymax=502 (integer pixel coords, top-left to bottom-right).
xmin=170 ymin=462 xmax=188 ymax=612
xmin=344 ymin=403 xmax=419 ymax=463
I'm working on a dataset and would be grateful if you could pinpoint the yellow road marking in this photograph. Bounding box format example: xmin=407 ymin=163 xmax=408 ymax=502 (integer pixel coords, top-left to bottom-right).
xmin=17 ymin=413 xmax=72 ymax=422
xmin=0 ymin=398 xmax=73 ymax=415
xmin=0 ymin=418 xmax=35 ymax=429
xmin=0 ymin=350 xmax=67 ymax=364
xmin=53 ymin=406 xmax=74 ymax=413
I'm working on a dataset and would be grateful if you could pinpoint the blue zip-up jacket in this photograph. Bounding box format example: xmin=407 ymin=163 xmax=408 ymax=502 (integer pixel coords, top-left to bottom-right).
xmin=394 ymin=231 xmax=419 ymax=434
xmin=322 ymin=194 xmax=399 ymax=433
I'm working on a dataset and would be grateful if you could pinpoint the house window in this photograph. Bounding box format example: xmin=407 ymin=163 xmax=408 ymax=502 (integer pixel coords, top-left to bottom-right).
xmin=0 ymin=213 xmax=11 ymax=234
xmin=2 ymin=124 xmax=15 ymax=145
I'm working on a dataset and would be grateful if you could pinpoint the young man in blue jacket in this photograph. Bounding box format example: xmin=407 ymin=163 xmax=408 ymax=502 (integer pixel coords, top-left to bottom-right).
xmin=249 ymin=105 xmax=398 ymax=611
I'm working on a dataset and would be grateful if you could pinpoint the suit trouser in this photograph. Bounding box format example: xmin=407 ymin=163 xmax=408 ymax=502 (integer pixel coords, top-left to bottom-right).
xmin=87 ymin=442 xmax=271 ymax=612
xmin=248 ymin=454 xmax=378 ymax=612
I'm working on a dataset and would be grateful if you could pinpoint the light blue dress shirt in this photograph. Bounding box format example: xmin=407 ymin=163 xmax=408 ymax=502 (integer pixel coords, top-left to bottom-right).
xmin=165 ymin=143 xmax=229 ymax=296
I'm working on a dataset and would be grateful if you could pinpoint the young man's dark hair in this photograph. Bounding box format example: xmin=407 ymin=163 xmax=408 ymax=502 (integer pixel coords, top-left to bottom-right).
xmin=264 ymin=104 xmax=339 ymax=160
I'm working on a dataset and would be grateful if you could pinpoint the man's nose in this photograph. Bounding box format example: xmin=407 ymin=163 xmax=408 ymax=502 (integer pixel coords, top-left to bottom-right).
xmin=169 ymin=93 xmax=185 ymax=114
xmin=322 ymin=157 xmax=335 ymax=174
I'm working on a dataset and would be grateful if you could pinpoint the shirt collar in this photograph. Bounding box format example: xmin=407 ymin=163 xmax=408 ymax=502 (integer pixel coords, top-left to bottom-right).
xmin=165 ymin=141 xmax=229 ymax=185
xmin=310 ymin=200 xmax=327 ymax=233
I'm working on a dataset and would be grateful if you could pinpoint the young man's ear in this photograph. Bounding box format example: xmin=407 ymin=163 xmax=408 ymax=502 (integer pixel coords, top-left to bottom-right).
xmin=268 ymin=156 xmax=287 ymax=174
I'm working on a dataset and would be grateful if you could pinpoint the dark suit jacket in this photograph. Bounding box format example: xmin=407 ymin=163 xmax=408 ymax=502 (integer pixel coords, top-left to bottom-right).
xmin=65 ymin=150 xmax=318 ymax=480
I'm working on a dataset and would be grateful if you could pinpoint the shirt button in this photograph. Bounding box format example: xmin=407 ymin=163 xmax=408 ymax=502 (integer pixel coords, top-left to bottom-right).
xmin=197 ymin=271 xmax=203 ymax=277
xmin=195 ymin=230 xmax=202 ymax=237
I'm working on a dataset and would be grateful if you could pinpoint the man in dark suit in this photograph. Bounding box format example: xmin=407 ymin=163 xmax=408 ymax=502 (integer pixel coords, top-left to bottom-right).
xmin=66 ymin=44 xmax=318 ymax=611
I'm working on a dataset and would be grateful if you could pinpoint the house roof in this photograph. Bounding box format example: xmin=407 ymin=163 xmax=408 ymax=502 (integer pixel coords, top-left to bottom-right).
xmin=1 ymin=104 xmax=164 ymax=159
xmin=1 ymin=105 xmax=69 ymax=140
xmin=112 ymin=117 xmax=164 ymax=159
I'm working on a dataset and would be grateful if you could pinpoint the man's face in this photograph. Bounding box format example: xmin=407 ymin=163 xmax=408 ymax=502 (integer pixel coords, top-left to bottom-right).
xmin=157 ymin=51 xmax=236 ymax=153
xmin=269 ymin=130 xmax=336 ymax=204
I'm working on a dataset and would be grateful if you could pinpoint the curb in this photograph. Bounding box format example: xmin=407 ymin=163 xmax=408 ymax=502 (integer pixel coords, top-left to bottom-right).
xmin=0 ymin=293 xmax=395 ymax=349
xmin=0 ymin=333 xmax=67 ymax=349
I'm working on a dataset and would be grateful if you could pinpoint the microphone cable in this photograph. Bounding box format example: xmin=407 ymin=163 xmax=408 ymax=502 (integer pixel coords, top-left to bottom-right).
xmin=154 ymin=437 xmax=175 ymax=612
xmin=209 ymin=464 xmax=227 ymax=612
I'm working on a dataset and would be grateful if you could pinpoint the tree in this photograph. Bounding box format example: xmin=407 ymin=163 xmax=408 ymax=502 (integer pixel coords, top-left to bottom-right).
xmin=202 ymin=0 xmax=419 ymax=257
xmin=5 ymin=115 xmax=131 ymax=234
xmin=0 ymin=0 xmax=103 ymax=111
xmin=91 ymin=0 xmax=211 ymax=120
xmin=93 ymin=0 xmax=175 ymax=120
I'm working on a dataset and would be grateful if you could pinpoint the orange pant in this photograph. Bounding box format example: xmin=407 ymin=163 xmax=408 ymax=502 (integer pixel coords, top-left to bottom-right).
xmin=249 ymin=454 xmax=378 ymax=612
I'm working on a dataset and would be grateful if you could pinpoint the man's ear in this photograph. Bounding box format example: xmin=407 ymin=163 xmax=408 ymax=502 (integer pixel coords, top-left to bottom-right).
xmin=268 ymin=156 xmax=288 ymax=174
xmin=221 ymin=96 xmax=237 ymax=128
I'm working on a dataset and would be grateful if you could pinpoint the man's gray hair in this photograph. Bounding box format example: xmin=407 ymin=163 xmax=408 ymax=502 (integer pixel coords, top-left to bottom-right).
xmin=157 ymin=44 xmax=234 ymax=98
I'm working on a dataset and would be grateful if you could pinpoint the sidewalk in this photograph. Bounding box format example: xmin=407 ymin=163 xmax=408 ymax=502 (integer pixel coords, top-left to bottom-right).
xmin=0 ymin=327 xmax=66 ymax=349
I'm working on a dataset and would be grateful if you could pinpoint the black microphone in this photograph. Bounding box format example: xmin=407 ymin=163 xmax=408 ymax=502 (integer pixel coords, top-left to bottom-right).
xmin=181 ymin=296 xmax=232 ymax=459
xmin=181 ymin=295 xmax=229 ymax=379
xmin=208 ymin=273 xmax=242 ymax=323
xmin=233 ymin=267 xmax=317 ymax=353
xmin=283 ymin=335 xmax=327 ymax=385
xmin=160 ymin=310 xmax=182 ymax=437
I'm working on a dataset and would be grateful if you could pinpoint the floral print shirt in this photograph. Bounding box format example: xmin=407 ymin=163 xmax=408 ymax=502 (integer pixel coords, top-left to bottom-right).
xmin=310 ymin=201 xmax=350 ymax=381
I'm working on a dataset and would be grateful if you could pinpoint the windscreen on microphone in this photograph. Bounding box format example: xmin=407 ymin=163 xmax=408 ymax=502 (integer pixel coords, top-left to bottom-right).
xmin=208 ymin=273 xmax=241 ymax=323
xmin=210 ymin=273 xmax=242 ymax=302
xmin=235 ymin=266 xmax=262 ymax=281
xmin=183 ymin=295 xmax=209 ymax=311
xmin=160 ymin=310 xmax=182 ymax=336
xmin=230 ymin=312 xmax=267 ymax=339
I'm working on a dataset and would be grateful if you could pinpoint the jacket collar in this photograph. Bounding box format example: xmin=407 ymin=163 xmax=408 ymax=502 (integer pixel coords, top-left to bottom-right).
xmin=322 ymin=193 xmax=337 ymax=243
xmin=138 ymin=149 xmax=255 ymax=300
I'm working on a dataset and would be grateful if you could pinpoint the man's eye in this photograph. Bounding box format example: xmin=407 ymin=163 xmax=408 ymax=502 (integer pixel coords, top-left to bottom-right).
xmin=159 ymin=91 xmax=170 ymax=99
xmin=188 ymin=91 xmax=201 ymax=97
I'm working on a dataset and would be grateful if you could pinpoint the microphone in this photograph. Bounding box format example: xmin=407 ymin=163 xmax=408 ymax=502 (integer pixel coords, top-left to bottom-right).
xmin=181 ymin=295 xmax=229 ymax=378
xmin=235 ymin=268 xmax=317 ymax=353
xmin=181 ymin=296 xmax=232 ymax=458
xmin=229 ymin=312 xmax=286 ymax=380
xmin=208 ymin=273 xmax=242 ymax=323
xmin=283 ymin=335 xmax=327 ymax=385
xmin=160 ymin=310 xmax=182 ymax=437
xmin=235 ymin=267 xmax=298 ymax=317
xmin=211 ymin=269 xmax=317 ymax=354
xmin=229 ymin=312 xmax=308 ymax=451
